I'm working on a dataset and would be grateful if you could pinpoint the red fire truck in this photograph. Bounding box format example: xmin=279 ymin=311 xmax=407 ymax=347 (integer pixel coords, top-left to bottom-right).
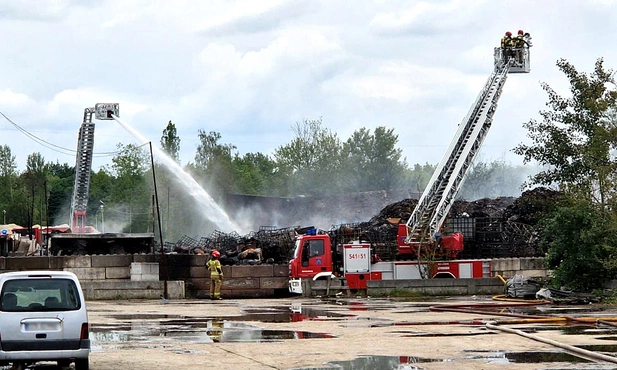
xmin=288 ymin=228 xmax=490 ymax=293
xmin=289 ymin=35 xmax=532 ymax=294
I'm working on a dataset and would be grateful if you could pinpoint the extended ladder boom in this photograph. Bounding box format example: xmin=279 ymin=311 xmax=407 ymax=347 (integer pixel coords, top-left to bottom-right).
xmin=69 ymin=103 xmax=119 ymax=233
xmin=70 ymin=108 xmax=96 ymax=233
xmin=403 ymin=42 xmax=531 ymax=252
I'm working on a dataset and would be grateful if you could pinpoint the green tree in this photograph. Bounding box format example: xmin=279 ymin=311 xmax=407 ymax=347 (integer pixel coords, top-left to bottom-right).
xmin=161 ymin=120 xmax=181 ymax=163
xmin=514 ymin=58 xmax=617 ymax=207
xmin=458 ymin=159 xmax=528 ymax=200
xmin=407 ymin=162 xmax=436 ymax=194
xmin=46 ymin=162 xmax=74 ymax=225
xmin=232 ymin=152 xmax=282 ymax=195
xmin=541 ymin=198 xmax=617 ymax=291
xmin=23 ymin=153 xmax=48 ymax=234
xmin=274 ymin=118 xmax=342 ymax=195
xmin=194 ymin=130 xmax=237 ymax=198
xmin=0 ymin=145 xmax=18 ymax=224
xmin=515 ymin=58 xmax=617 ymax=290
xmin=341 ymin=126 xmax=407 ymax=192
xmin=110 ymin=143 xmax=150 ymax=232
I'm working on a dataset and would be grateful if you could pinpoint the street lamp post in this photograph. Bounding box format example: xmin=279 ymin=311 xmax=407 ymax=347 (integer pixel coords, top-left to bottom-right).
xmin=2 ymin=210 xmax=5 ymax=225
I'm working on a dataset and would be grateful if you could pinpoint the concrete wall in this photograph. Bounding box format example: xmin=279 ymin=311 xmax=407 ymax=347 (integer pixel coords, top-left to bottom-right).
xmin=163 ymin=254 xmax=289 ymax=298
xmin=0 ymin=255 xmax=548 ymax=299
xmin=304 ymin=257 xmax=549 ymax=297
xmin=367 ymin=278 xmax=504 ymax=296
xmin=0 ymin=254 xmax=187 ymax=300
xmin=491 ymin=257 xmax=549 ymax=278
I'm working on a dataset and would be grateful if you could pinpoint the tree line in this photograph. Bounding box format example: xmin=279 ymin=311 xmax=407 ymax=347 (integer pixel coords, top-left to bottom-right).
xmin=0 ymin=120 xmax=529 ymax=242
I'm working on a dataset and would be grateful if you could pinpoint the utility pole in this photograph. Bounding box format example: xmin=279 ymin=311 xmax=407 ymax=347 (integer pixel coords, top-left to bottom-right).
xmin=100 ymin=201 xmax=105 ymax=233
xmin=149 ymin=142 xmax=168 ymax=299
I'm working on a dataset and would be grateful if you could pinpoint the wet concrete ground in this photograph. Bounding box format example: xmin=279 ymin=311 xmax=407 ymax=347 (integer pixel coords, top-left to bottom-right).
xmin=12 ymin=296 xmax=617 ymax=369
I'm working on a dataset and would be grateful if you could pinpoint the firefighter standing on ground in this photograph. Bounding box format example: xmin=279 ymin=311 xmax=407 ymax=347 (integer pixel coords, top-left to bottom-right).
xmin=207 ymin=250 xmax=223 ymax=300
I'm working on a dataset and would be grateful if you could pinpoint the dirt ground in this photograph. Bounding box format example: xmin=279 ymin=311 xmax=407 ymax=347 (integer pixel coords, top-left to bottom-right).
xmin=86 ymin=296 xmax=617 ymax=370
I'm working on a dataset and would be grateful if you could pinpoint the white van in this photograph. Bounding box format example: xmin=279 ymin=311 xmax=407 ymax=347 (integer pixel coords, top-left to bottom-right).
xmin=0 ymin=271 xmax=90 ymax=369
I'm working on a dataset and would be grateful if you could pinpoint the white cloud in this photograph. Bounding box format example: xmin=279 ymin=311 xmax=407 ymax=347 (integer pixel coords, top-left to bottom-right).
xmin=0 ymin=0 xmax=615 ymax=174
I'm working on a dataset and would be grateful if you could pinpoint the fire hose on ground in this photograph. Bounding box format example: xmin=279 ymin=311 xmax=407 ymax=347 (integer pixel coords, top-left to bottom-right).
xmin=426 ymin=276 xmax=617 ymax=365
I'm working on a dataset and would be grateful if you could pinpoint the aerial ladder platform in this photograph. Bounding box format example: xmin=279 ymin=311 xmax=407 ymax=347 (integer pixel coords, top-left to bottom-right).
xmin=401 ymin=36 xmax=532 ymax=258
xmin=69 ymin=103 xmax=119 ymax=233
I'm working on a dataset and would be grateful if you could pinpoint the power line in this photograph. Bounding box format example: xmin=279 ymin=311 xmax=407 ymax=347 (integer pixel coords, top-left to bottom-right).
xmin=0 ymin=110 xmax=123 ymax=158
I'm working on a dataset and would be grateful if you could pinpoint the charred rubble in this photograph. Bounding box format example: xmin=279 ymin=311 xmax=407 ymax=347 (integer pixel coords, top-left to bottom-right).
xmin=166 ymin=187 xmax=560 ymax=264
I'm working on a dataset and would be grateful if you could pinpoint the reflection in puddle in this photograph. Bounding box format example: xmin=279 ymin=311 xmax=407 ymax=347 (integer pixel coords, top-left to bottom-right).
xmin=515 ymin=325 xmax=617 ymax=336
xmin=293 ymin=351 xmax=595 ymax=370
xmin=291 ymin=355 xmax=441 ymax=370
xmin=91 ymin=319 xmax=334 ymax=345
xmin=576 ymin=344 xmax=617 ymax=352
xmin=105 ymin=305 xmax=354 ymax=324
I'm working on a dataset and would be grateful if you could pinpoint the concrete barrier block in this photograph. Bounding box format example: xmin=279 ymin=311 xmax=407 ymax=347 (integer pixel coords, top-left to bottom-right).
xmin=94 ymin=288 xmax=160 ymax=300
xmin=491 ymin=258 xmax=521 ymax=272
xmin=519 ymin=258 xmax=546 ymax=270
xmin=130 ymin=262 xmax=159 ymax=275
xmin=164 ymin=281 xmax=185 ymax=299
xmin=106 ymin=267 xmax=130 ymax=279
xmin=231 ymin=265 xmax=273 ymax=278
xmin=220 ymin=288 xmax=273 ymax=298
xmin=65 ymin=267 xmax=106 ymax=280
xmin=189 ymin=278 xmax=210 ymax=291
xmin=273 ymin=265 xmax=288 ymax=277
xmin=92 ymin=255 xmax=133 ymax=268
xmin=516 ymin=269 xmax=549 ymax=278
xmin=260 ymin=277 xmax=288 ymax=289
xmin=131 ymin=274 xmax=159 ymax=282
xmin=190 ymin=255 xmax=206 ymax=266
xmin=190 ymin=266 xmax=208 ymax=278
xmin=166 ymin=254 xmax=192 ymax=267
xmin=6 ymin=256 xmax=49 ymax=270
xmin=49 ymin=256 xmax=92 ymax=269
xmin=133 ymin=254 xmax=156 ymax=263
xmin=223 ymin=277 xmax=260 ymax=289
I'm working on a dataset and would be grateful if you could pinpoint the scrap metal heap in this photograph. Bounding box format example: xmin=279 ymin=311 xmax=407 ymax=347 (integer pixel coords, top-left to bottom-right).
xmin=168 ymin=187 xmax=560 ymax=263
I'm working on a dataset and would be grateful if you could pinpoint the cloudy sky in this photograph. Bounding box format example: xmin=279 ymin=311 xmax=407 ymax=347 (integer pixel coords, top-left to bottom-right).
xmin=0 ymin=0 xmax=615 ymax=173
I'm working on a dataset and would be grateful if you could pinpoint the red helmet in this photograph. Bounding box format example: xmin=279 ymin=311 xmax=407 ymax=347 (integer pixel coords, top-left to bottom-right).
xmin=505 ymin=31 xmax=512 ymax=37
xmin=518 ymin=30 xmax=524 ymax=35
xmin=212 ymin=250 xmax=220 ymax=258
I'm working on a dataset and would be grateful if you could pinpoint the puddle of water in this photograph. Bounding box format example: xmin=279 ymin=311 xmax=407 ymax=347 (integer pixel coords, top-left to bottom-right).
xmin=291 ymin=355 xmax=440 ymax=370
xmin=91 ymin=319 xmax=334 ymax=345
xmin=105 ymin=306 xmax=354 ymax=324
xmin=106 ymin=314 xmax=186 ymax=320
xmin=516 ymin=325 xmax=617 ymax=335
xmin=466 ymin=350 xmax=591 ymax=364
xmin=399 ymin=331 xmax=492 ymax=337
xmin=576 ymin=344 xmax=617 ymax=352
xmin=244 ymin=305 xmax=356 ymax=322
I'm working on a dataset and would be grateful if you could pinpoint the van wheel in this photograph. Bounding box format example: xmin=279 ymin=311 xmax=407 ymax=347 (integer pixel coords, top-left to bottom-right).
xmin=10 ymin=362 xmax=25 ymax=370
xmin=75 ymin=357 xmax=89 ymax=370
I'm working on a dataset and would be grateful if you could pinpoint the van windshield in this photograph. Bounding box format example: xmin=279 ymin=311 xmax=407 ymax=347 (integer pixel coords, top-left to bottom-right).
xmin=1 ymin=278 xmax=81 ymax=312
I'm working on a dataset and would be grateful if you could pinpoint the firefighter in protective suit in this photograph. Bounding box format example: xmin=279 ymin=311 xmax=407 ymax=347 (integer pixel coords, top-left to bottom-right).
xmin=500 ymin=31 xmax=514 ymax=60
xmin=207 ymin=250 xmax=223 ymax=300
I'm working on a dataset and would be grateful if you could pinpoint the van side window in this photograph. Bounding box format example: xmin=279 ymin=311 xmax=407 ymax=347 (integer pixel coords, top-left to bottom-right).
xmin=1 ymin=279 xmax=81 ymax=312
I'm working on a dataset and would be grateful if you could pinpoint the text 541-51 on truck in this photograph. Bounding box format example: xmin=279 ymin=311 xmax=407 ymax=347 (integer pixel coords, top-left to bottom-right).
xmin=289 ymin=32 xmax=532 ymax=294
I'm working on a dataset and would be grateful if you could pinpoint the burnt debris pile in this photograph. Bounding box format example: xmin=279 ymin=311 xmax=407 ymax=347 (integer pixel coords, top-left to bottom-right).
xmin=169 ymin=187 xmax=560 ymax=262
